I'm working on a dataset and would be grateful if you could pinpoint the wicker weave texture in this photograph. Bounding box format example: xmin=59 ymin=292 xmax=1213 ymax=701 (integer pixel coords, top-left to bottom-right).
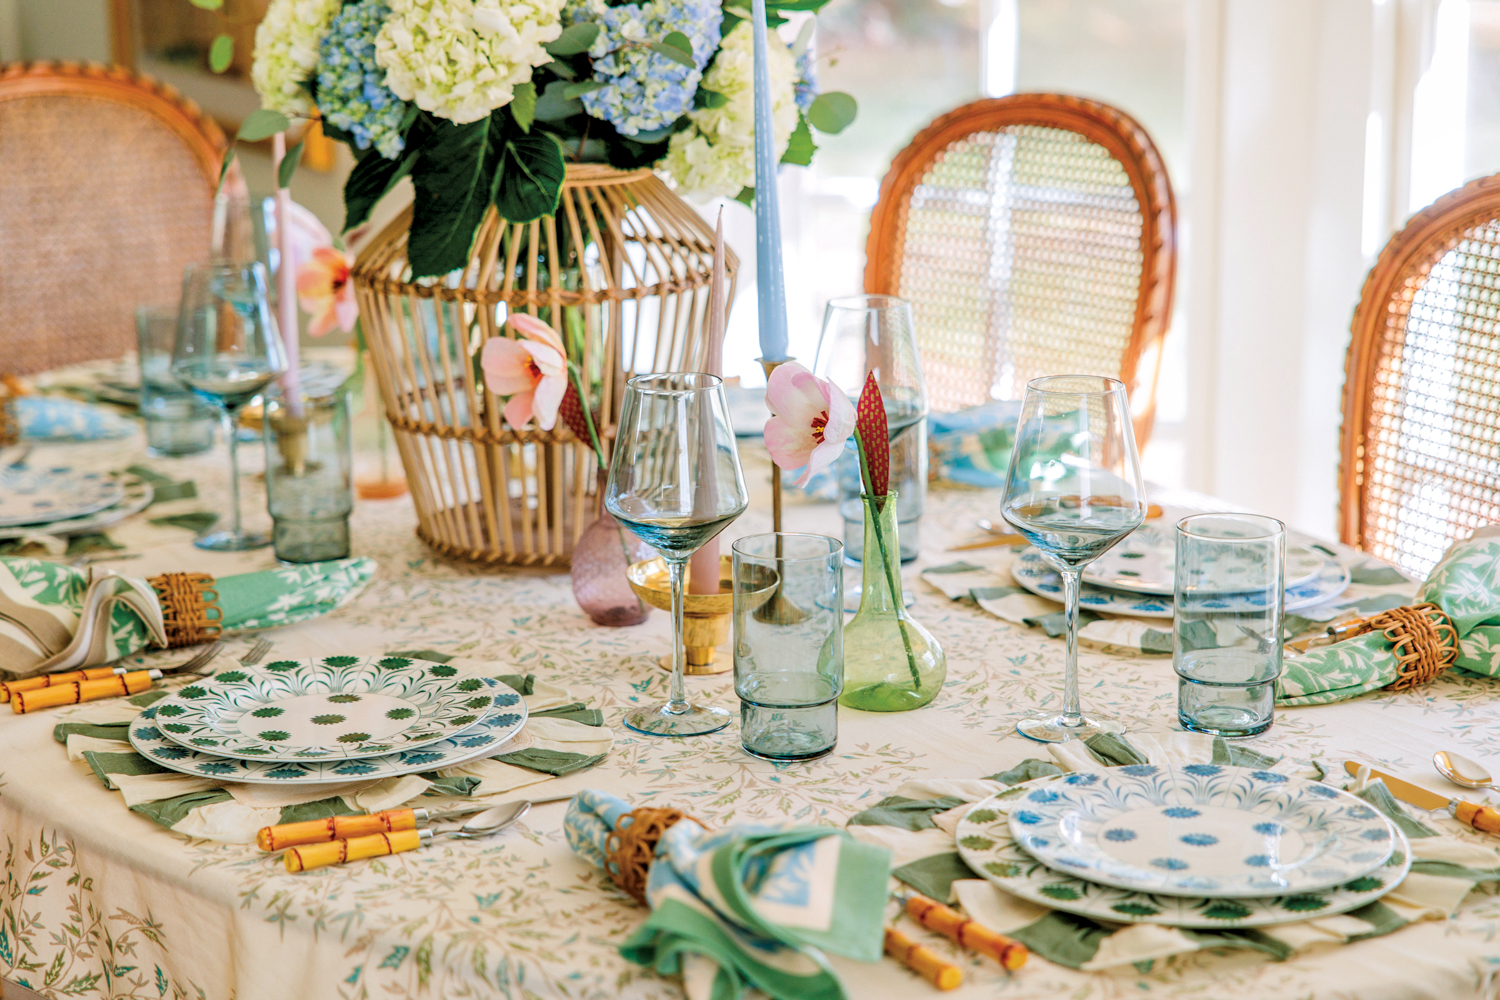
xmin=1346 ymin=200 xmax=1500 ymax=576
xmin=866 ymin=95 xmax=1175 ymax=443
xmin=898 ymin=124 xmax=1145 ymax=412
xmin=0 ymin=66 xmax=222 ymax=374
xmin=353 ymin=164 xmax=736 ymax=566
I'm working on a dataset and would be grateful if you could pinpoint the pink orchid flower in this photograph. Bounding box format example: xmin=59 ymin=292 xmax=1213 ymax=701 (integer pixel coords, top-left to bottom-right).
xmin=481 ymin=314 xmax=570 ymax=431
xmin=295 ymin=246 xmax=358 ymax=336
xmin=763 ymin=361 xmax=856 ymax=486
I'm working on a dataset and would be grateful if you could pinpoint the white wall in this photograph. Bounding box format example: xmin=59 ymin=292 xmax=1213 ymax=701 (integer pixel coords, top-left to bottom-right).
xmin=1186 ymin=0 xmax=1375 ymax=537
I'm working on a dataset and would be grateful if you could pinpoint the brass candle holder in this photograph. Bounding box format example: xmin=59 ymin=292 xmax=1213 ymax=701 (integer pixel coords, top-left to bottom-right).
xmin=627 ymin=555 xmax=778 ymax=674
xmin=755 ymin=357 xmax=810 ymax=625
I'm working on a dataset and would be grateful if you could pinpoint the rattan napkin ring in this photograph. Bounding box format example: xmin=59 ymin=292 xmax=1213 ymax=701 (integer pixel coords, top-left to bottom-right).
xmin=1341 ymin=602 xmax=1457 ymax=691
xmin=148 ymin=572 xmax=223 ymax=648
xmin=604 ymin=806 xmax=709 ymax=905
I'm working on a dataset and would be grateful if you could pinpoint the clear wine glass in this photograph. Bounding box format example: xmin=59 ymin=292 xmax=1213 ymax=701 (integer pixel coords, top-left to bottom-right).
xmin=172 ymin=260 xmax=288 ymax=551
xmin=814 ymin=294 xmax=929 ymax=595
xmin=1001 ymin=375 xmax=1146 ymax=742
xmin=607 ymin=373 xmax=748 ymax=736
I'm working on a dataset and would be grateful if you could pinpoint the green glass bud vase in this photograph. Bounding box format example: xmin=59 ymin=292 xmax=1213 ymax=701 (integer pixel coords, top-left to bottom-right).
xmin=839 ymin=491 xmax=946 ymax=711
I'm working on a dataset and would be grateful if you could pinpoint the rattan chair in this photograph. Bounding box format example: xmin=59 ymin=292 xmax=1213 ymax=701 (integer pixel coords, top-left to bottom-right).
xmin=0 ymin=62 xmax=233 ymax=374
xmin=865 ymin=94 xmax=1176 ymax=445
xmin=1341 ymin=174 xmax=1500 ymax=577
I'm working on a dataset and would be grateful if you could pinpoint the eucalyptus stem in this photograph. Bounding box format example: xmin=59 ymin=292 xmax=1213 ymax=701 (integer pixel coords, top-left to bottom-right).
xmin=855 ymin=432 xmax=921 ymax=690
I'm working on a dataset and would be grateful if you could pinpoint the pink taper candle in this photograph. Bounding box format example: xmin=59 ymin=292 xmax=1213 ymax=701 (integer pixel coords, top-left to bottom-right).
xmin=271 ymin=132 xmax=303 ymax=415
xmin=688 ymin=212 xmax=729 ymax=595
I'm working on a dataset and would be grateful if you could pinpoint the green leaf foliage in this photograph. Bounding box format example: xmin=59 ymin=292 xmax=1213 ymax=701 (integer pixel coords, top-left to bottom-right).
xmin=208 ymin=33 xmax=234 ymax=72
xmin=216 ymin=147 xmax=237 ymax=196
xmin=808 ymin=91 xmax=857 ymax=134
xmin=344 ymin=146 xmax=419 ymax=231
xmin=238 ymin=109 xmax=290 ymax=142
xmin=543 ymin=59 xmax=577 ymax=81
xmin=649 ymin=36 xmax=695 ymax=67
xmin=734 ymin=185 xmax=754 ymax=207
xmin=694 ymin=88 xmax=728 ymax=109
xmin=535 ymin=80 xmax=584 ymax=121
xmin=510 ymin=82 xmax=537 ymax=132
xmin=492 ymin=127 xmax=566 ymax=224
xmin=277 ymin=140 xmax=304 ymax=189
xmin=409 ymin=118 xmax=496 ymax=277
xmin=189 ymin=0 xmax=223 ymax=7
xmin=562 ymin=79 xmax=606 ymax=100
xmin=781 ymin=114 xmax=816 ymax=165
xmin=545 ymin=22 xmax=600 ymax=56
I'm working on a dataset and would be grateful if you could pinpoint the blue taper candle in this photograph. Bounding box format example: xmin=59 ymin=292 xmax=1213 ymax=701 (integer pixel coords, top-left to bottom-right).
xmin=750 ymin=0 xmax=789 ymax=363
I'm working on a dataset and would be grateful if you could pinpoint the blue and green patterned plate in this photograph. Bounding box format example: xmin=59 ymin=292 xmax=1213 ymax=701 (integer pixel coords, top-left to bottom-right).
xmin=128 ymin=677 xmax=526 ymax=784
xmin=955 ymin=779 xmax=1408 ymax=928
xmin=1007 ymin=765 xmax=1396 ymax=897
xmin=152 ymin=656 xmax=510 ymax=761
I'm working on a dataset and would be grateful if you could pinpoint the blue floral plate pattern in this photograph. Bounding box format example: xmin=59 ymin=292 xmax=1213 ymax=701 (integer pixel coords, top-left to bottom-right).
xmin=1006 ymin=765 xmax=1398 ymax=897
xmin=1011 ymin=548 xmax=1352 ymax=619
xmin=0 ymin=465 xmax=126 ymax=527
xmin=127 ymin=678 xmax=527 ymax=784
xmin=956 ymin=780 xmax=1409 ymax=928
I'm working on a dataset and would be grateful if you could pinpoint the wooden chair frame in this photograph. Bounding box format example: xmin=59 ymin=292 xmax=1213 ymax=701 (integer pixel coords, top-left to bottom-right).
xmin=0 ymin=61 xmax=229 ymax=185
xmin=864 ymin=94 xmax=1177 ymax=445
xmin=1340 ymin=173 xmax=1500 ymax=552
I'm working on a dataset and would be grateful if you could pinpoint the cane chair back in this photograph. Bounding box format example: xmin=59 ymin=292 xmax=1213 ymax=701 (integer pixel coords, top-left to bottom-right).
xmin=1342 ymin=174 xmax=1500 ymax=577
xmin=0 ymin=62 xmax=233 ymax=374
xmin=865 ymin=94 xmax=1176 ymax=445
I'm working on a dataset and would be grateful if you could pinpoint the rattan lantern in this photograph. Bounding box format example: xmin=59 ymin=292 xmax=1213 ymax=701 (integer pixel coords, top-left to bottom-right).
xmin=352 ymin=164 xmax=736 ymax=566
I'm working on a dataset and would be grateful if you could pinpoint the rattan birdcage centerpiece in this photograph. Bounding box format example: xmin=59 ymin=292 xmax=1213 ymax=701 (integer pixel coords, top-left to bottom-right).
xmin=351 ymin=164 xmax=735 ymax=566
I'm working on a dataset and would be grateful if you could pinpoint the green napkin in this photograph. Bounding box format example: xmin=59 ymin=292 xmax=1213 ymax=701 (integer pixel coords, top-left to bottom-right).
xmin=1280 ymin=529 xmax=1500 ymax=704
xmin=0 ymin=556 xmax=377 ymax=678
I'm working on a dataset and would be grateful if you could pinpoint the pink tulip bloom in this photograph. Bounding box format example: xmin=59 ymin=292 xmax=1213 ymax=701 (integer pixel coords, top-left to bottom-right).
xmin=295 ymin=246 xmax=357 ymax=336
xmin=763 ymin=362 xmax=856 ymax=486
xmin=481 ymin=314 xmax=569 ymax=431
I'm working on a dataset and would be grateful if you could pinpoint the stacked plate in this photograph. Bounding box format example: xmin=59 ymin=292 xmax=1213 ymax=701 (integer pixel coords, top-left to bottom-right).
xmin=128 ymin=655 xmax=527 ymax=785
xmin=1009 ymin=521 xmax=1351 ymax=619
xmin=0 ymin=466 xmax=155 ymax=539
xmin=956 ymin=764 xmax=1408 ymax=928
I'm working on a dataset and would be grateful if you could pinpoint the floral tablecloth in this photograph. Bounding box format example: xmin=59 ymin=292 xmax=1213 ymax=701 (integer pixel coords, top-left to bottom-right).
xmin=2 ymin=424 xmax=1500 ymax=1000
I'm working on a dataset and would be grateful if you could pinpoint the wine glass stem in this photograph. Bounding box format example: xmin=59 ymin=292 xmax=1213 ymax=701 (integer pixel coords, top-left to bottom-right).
xmin=666 ymin=556 xmax=689 ymax=713
xmin=1061 ymin=567 xmax=1083 ymax=727
xmin=222 ymin=406 xmax=244 ymax=539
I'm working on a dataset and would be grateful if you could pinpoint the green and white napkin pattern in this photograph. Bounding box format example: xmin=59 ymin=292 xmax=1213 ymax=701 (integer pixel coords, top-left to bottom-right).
xmin=1282 ymin=528 xmax=1500 ymax=704
xmin=566 ymin=789 xmax=891 ymax=1000
xmin=0 ymin=555 xmax=376 ymax=679
xmin=53 ymin=655 xmax=611 ymax=844
xmin=846 ymin=731 xmax=1500 ymax=971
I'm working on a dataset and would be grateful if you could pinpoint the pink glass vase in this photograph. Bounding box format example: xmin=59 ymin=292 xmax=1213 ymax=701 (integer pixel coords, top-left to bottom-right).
xmin=572 ymin=469 xmax=652 ymax=626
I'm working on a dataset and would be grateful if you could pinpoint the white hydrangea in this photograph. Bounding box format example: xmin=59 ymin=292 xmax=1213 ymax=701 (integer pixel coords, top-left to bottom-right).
xmin=251 ymin=0 xmax=343 ymax=115
xmin=659 ymin=20 xmax=797 ymax=202
xmin=375 ymin=0 xmax=564 ymax=124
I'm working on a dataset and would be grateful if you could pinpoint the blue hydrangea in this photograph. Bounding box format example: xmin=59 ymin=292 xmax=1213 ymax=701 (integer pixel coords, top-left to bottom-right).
xmin=315 ymin=0 xmax=407 ymax=159
xmin=794 ymin=48 xmax=817 ymax=114
xmin=565 ymin=0 xmax=722 ymax=137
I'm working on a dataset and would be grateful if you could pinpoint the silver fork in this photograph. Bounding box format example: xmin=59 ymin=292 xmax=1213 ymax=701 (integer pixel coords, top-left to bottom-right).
xmin=159 ymin=641 xmax=226 ymax=678
xmin=239 ymin=636 xmax=274 ymax=665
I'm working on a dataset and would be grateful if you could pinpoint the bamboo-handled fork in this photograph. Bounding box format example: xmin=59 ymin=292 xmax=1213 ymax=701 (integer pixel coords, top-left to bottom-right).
xmin=7 ymin=641 xmax=226 ymax=713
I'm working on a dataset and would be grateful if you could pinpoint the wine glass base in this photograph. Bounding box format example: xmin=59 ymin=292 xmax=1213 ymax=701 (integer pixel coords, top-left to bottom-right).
xmin=195 ymin=529 xmax=272 ymax=552
xmin=624 ymin=702 xmax=731 ymax=737
xmin=1016 ymin=711 xmax=1125 ymax=744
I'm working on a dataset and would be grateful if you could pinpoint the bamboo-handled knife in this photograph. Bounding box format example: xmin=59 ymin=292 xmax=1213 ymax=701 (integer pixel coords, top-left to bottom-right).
xmin=1343 ymin=760 xmax=1500 ymax=833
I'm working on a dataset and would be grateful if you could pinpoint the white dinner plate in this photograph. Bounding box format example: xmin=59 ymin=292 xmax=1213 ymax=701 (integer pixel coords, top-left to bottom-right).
xmin=129 ymin=678 xmax=527 ymax=784
xmin=955 ymin=781 xmax=1408 ymax=928
xmin=152 ymin=655 xmax=511 ymax=761
xmin=0 ymin=466 xmax=126 ymax=527
xmin=0 ymin=473 xmax=153 ymax=539
xmin=1006 ymin=765 xmax=1396 ymax=897
xmin=1011 ymin=549 xmax=1352 ymax=619
xmin=1085 ymin=522 xmax=1325 ymax=596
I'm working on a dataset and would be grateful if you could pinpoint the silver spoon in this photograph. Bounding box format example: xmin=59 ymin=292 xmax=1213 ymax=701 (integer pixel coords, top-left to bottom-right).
xmin=1433 ymin=750 xmax=1500 ymax=792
